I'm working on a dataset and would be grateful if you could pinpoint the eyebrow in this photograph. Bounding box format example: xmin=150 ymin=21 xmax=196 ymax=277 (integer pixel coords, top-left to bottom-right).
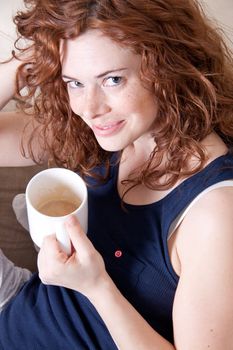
xmin=62 ymin=68 xmax=128 ymax=81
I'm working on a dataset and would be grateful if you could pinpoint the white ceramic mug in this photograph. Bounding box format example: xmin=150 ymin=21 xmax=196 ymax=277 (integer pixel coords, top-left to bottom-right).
xmin=26 ymin=168 xmax=88 ymax=255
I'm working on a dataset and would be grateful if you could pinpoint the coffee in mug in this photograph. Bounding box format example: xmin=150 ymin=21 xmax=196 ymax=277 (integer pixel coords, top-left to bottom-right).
xmin=37 ymin=198 xmax=79 ymax=217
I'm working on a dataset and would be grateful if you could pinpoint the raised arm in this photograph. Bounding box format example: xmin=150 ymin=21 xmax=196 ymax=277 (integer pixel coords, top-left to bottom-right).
xmin=0 ymin=56 xmax=22 ymax=111
xmin=0 ymin=55 xmax=45 ymax=166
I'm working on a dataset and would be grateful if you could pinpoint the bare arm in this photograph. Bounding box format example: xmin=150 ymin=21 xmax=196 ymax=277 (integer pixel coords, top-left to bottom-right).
xmin=0 ymin=55 xmax=46 ymax=166
xmin=86 ymin=272 xmax=174 ymax=349
xmin=173 ymin=187 xmax=233 ymax=350
xmin=0 ymin=110 xmax=38 ymax=166
xmin=0 ymin=57 xmax=22 ymax=110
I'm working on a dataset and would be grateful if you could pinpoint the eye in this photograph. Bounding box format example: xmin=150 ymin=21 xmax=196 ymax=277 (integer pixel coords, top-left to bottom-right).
xmin=104 ymin=76 xmax=123 ymax=87
xmin=66 ymin=80 xmax=83 ymax=89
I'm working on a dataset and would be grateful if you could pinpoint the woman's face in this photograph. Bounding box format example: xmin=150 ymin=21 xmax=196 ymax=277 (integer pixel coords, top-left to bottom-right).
xmin=61 ymin=29 xmax=158 ymax=152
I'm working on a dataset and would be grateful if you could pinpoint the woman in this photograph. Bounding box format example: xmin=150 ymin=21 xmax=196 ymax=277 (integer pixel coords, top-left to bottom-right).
xmin=0 ymin=0 xmax=233 ymax=349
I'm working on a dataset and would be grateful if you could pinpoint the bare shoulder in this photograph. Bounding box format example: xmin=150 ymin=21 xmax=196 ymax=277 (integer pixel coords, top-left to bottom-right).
xmin=172 ymin=186 xmax=233 ymax=349
xmin=178 ymin=185 xmax=233 ymax=251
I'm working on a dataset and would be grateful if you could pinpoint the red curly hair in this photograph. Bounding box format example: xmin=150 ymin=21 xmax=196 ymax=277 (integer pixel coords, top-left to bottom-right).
xmin=14 ymin=0 xmax=233 ymax=189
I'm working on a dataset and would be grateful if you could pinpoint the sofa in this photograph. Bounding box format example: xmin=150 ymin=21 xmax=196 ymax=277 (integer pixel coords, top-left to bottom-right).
xmin=0 ymin=164 xmax=46 ymax=272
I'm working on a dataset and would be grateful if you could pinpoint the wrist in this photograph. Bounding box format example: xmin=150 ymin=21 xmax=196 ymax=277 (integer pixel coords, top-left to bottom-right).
xmin=87 ymin=273 xmax=118 ymax=305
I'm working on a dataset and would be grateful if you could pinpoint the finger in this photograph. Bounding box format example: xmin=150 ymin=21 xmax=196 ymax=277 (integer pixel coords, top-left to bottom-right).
xmin=41 ymin=234 xmax=59 ymax=250
xmin=41 ymin=234 xmax=68 ymax=261
xmin=65 ymin=215 xmax=94 ymax=257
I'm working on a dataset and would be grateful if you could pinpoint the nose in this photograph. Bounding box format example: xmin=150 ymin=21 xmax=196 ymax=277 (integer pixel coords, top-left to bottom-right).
xmin=80 ymin=86 xmax=111 ymax=120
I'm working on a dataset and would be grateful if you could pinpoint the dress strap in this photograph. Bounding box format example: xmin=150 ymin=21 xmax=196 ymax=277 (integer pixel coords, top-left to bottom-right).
xmin=168 ymin=180 xmax=233 ymax=240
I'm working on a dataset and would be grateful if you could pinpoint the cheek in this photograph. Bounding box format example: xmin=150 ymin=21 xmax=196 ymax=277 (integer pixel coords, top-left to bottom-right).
xmin=127 ymin=91 xmax=157 ymax=119
xmin=124 ymin=81 xmax=157 ymax=111
xmin=140 ymin=89 xmax=158 ymax=116
xmin=68 ymin=95 xmax=80 ymax=116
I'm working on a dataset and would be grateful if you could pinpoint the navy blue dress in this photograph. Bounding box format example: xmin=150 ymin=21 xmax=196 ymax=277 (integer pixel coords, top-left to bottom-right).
xmin=0 ymin=153 xmax=233 ymax=349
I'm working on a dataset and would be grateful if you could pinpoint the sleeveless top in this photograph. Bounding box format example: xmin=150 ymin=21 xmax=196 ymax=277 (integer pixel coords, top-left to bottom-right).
xmin=0 ymin=152 xmax=233 ymax=349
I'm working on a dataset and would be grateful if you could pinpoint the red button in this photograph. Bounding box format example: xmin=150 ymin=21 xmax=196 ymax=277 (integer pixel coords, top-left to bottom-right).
xmin=115 ymin=250 xmax=122 ymax=258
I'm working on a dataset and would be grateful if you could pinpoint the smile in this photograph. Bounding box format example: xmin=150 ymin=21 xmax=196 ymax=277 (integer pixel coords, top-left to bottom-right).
xmin=92 ymin=120 xmax=125 ymax=136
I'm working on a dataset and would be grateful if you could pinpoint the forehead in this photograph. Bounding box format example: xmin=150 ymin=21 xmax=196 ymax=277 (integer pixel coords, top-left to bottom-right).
xmin=60 ymin=29 xmax=141 ymax=76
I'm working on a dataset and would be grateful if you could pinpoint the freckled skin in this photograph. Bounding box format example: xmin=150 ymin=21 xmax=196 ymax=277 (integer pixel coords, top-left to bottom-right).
xmin=61 ymin=29 xmax=158 ymax=154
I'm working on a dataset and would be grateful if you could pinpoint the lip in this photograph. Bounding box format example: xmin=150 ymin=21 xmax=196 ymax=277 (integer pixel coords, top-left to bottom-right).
xmin=92 ymin=120 xmax=125 ymax=137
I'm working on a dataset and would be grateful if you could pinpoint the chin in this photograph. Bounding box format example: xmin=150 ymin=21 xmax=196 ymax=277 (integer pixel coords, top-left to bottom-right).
xmin=97 ymin=140 xmax=125 ymax=153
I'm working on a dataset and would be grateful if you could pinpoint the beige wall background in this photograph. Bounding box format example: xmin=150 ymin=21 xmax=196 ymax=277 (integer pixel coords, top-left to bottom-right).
xmin=0 ymin=0 xmax=25 ymax=59
xmin=0 ymin=0 xmax=233 ymax=60
xmin=201 ymin=0 xmax=233 ymax=48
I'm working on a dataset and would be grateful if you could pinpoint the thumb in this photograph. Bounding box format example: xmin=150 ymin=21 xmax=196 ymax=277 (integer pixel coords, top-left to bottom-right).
xmin=65 ymin=215 xmax=94 ymax=256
